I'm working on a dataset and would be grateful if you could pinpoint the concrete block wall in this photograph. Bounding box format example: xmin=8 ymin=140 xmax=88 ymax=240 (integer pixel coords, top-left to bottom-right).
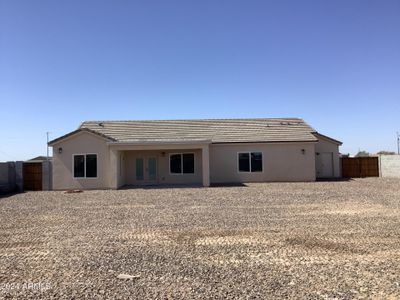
xmin=42 ymin=160 xmax=53 ymax=191
xmin=0 ymin=161 xmax=23 ymax=194
xmin=15 ymin=161 xmax=23 ymax=191
xmin=0 ymin=163 xmax=11 ymax=193
xmin=379 ymin=155 xmax=400 ymax=178
xmin=8 ymin=162 xmax=16 ymax=189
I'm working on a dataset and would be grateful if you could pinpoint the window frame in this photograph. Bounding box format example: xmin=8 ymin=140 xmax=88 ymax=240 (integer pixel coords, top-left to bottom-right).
xmin=237 ymin=151 xmax=263 ymax=173
xmin=72 ymin=153 xmax=98 ymax=179
xmin=169 ymin=152 xmax=195 ymax=175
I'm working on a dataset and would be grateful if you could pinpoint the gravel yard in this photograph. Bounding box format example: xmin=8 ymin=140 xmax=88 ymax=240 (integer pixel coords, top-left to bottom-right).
xmin=0 ymin=178 xmax=400 ymax=299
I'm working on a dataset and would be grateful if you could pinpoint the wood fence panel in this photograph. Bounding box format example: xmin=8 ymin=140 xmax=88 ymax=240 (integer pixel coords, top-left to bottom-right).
xmin=23 ymin=162 xmax=42 ymax=191
xmin=341 ymin=157 xmax=379 ymax=178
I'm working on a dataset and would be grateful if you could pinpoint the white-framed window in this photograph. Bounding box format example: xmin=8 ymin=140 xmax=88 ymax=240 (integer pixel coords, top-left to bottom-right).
xmin=73 ymin=154 xmax=97 ymax=178
xmin=169 ymin=153 xmax=195 ymax=174
xmin=238 ymin=152 xmax=263 ymax=173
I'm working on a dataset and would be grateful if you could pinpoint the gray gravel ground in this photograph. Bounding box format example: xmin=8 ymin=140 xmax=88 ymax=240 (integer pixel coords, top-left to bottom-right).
xmin=0 ymin=178 xmax=400 ymax=299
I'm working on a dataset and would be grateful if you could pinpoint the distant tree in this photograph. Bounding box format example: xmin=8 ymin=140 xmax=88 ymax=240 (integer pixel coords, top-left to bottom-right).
xmin=377 ymin=151 xmax=396 ymax=155
xmin=355 ymin=150 xmax=370 ymax=157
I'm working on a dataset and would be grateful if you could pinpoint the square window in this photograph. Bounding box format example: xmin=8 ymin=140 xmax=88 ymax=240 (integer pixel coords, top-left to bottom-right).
xmin=170 ymin=153 xmax=195 ymax=174
xmin=73 ymin=154 xmax=97 ymax=178
xmin=238 ymin=152 xmax=263 ymax=173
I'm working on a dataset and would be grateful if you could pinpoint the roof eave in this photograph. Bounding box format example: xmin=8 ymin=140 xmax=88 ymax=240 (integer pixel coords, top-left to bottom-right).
xmin=211 ymin=140 xmax=318 ymax=144
xmin=314 ymin=132 xmax=343 ymax=145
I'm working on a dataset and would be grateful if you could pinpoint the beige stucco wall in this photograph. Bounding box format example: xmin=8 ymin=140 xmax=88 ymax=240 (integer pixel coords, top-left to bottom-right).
xmin=209 ymin=142 xmax=316 ymax=183
xmin=122 ymin=149 xmax=203 ymax=186
xmin=51 ymin=132 xmax=112 ymax=190
xmin=314 ymin=137 xmax=341 ymax=178
xmin=52 ymin=135 xmax=321 ymax=189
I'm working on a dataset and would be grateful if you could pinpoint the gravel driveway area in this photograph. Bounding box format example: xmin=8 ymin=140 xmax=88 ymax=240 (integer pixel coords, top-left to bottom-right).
xmin=0 ymin=178 xmax=400 ymax=299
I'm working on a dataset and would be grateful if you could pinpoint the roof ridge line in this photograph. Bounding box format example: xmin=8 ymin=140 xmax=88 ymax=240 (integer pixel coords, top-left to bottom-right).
xmin=81 ymin=117 xmax=304 ymax=123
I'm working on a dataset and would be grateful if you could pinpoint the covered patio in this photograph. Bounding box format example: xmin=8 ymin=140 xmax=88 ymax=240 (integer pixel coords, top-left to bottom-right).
xmin=108 ymin=140 xmax=211 ymax=188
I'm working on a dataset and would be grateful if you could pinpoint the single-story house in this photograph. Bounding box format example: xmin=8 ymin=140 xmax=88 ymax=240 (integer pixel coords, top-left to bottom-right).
xmin=48 ymin=118 xmax=342 ymax=190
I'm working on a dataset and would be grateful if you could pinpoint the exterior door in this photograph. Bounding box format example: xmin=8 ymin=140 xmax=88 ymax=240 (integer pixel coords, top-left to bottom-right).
xmin=135 ymin=157 xmax=157 ymax=185
xmin=316 ymin=152 xmax=333 ymax=178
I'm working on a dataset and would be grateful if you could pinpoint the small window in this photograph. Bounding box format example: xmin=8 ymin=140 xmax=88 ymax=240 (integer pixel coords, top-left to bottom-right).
xmin=73 ymin=154 xmax=97 ymax=178
xmin=238 ymin=152 xmax=263 ymax=173
xmin=170 ymin=153 xmax=194 ymax=174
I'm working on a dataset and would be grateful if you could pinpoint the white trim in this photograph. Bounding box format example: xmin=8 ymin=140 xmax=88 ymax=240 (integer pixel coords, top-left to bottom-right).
xmin=169 ymin=152 xmax=195 ymax=175
xmin=72 ymin=153 xmax=98 ymax=179
xmin=237 ymin=151 xmax=263 ymax=173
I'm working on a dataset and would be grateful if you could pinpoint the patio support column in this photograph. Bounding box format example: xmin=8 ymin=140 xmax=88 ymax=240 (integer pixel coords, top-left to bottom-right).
xmin=202 ymin=145 xmax=210 ymax=187
xmin=109 ymin=149 xmax=118 ymax=189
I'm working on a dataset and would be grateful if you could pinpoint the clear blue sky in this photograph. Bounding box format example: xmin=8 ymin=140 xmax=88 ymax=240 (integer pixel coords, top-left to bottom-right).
xmin=1 ymin=0 xmax=399 ymax=161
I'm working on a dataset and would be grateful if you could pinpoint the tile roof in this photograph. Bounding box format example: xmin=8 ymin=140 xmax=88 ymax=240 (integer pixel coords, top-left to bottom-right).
xmin=74 ymin=118 xmax=319 ymax=143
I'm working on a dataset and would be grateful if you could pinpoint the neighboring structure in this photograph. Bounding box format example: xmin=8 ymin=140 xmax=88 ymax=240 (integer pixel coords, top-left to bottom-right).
xmin=27 ymin=156 xmax=51 ymax=162
xmin=48 ymin=118 xmax=342 ymax=190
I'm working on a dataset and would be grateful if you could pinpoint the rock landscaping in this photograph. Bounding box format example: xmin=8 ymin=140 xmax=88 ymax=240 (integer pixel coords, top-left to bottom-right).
xmin=0 ymin=178 xmax=399 ymax=299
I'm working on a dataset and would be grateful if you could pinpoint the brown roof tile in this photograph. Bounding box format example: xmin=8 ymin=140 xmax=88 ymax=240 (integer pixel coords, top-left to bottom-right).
xmin=77 ymin=118 xmax=319 ymax=143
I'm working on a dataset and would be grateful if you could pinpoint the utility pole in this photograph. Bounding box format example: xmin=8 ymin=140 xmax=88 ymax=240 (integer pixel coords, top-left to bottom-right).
xmin=46 ymin=132 xmax=50 ymax=160
xmin=397 ymin=132 xmax=400 ymax=155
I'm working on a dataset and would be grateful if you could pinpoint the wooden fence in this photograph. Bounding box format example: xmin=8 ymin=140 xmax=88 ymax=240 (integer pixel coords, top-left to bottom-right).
xmin=23 ymin=162 xmax=43 ymax=191
xmin=341 ymin=157 xmax=379 ymax=178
